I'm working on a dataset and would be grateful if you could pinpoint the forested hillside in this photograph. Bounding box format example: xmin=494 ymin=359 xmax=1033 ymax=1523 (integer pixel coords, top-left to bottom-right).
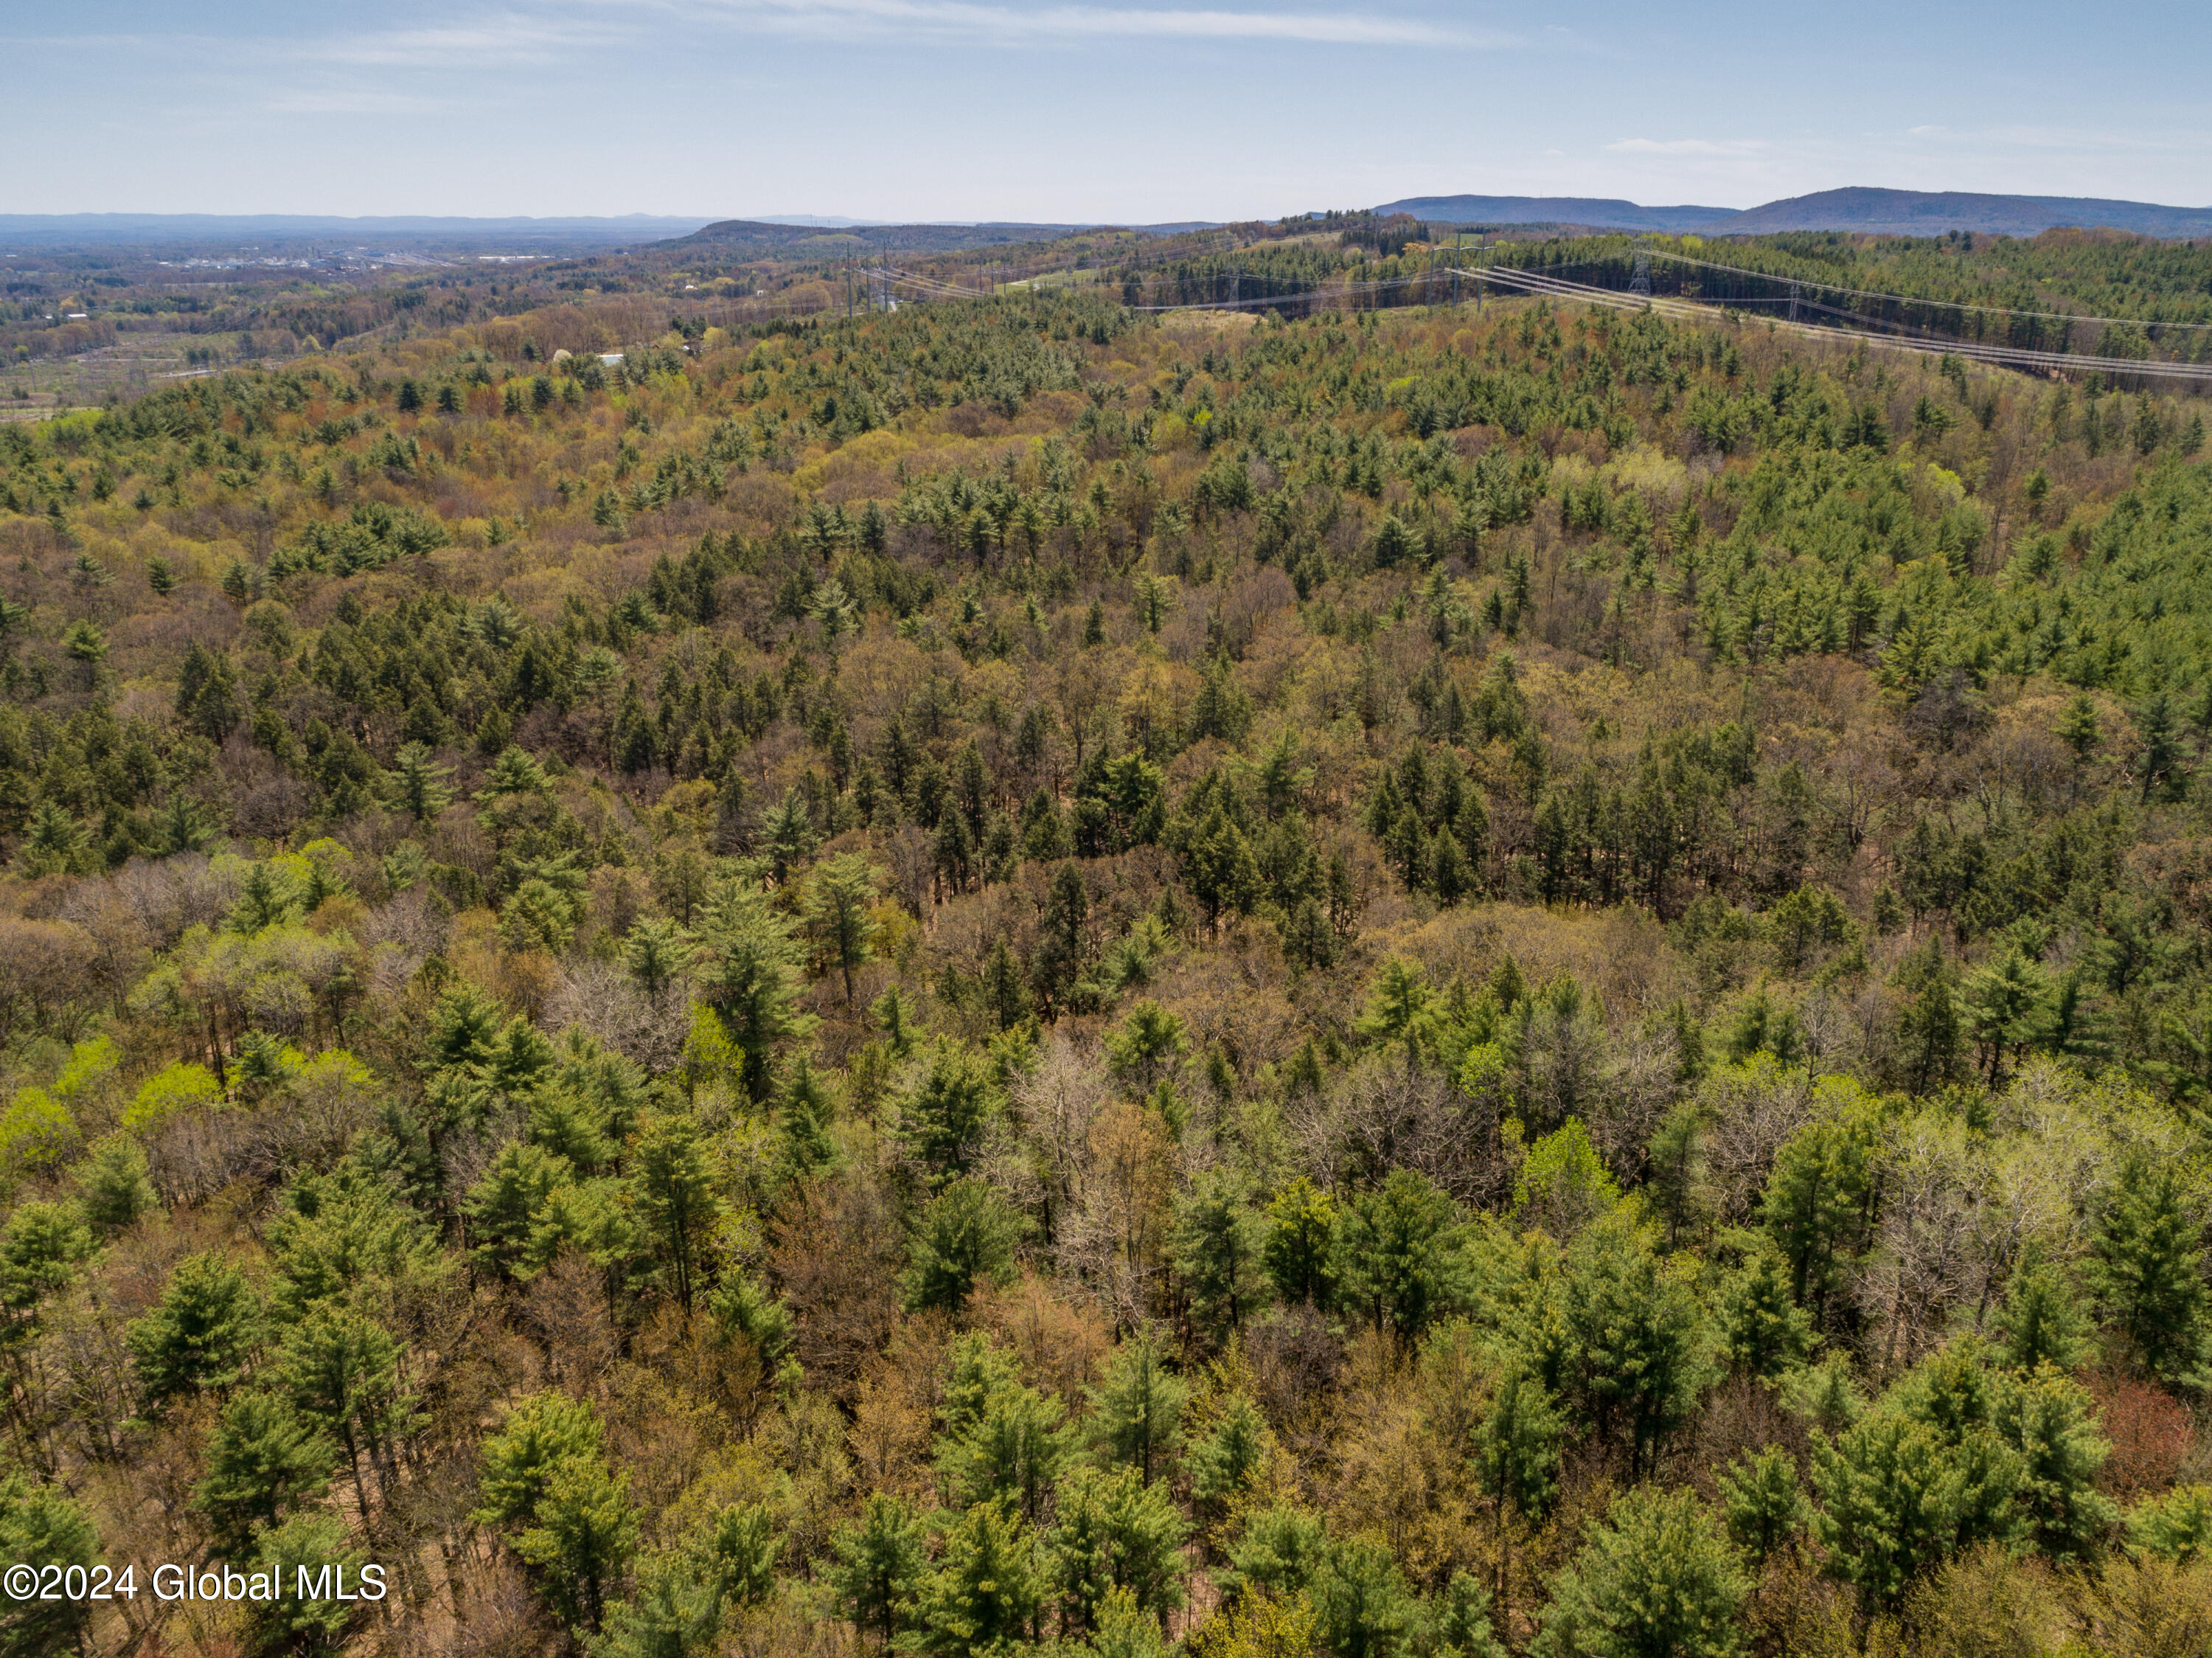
xmin=3 ymin=280 xmax=2212 ymax=1657
xmin=1480 ymin=231 xmax=2212 ymax=363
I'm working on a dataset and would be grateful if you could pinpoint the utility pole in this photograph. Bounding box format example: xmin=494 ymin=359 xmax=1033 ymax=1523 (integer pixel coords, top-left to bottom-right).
xmin=1630 ymin=240 xmax=1651 ymax=303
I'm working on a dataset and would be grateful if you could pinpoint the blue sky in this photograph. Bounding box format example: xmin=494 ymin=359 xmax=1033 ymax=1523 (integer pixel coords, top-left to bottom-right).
xmin=7 ymin=0 xmax=2209 ymax=221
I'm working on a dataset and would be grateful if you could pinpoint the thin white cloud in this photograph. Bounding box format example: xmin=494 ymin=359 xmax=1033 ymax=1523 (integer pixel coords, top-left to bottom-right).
xmin=4 ymin=15 xmax=616 ymax=68
xmin=263 ymin=89 xmax=448 ymax=114
xmin=21 ymin=12 xmax=631 ymax=119
xmin=16 ymin=0 xmax=1495 ymax=94
xmin=646 ymin=0 xmax=1502 ymax=47
xmin=1901 ymin=121 xmax=2212 ymax=156
xmin=1606 ymin=137 xmax=1768 ymax=157
xmin=297 ymin=14 xmax=621 ymax=66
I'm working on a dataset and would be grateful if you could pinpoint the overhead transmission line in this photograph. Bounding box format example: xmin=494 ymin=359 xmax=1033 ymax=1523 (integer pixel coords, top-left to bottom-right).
xmin=861 ymin=238 xmax=2211 ymax=384
xmin=1467 ymin=258 xmax=2212 ymax=383
xmin=1637 ymin=247 xmax=2212 ymax=333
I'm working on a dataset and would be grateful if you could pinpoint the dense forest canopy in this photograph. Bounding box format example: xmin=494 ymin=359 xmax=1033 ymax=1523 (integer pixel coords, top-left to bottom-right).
xmin=2 ymin=266 xmax=2212 ymax=1657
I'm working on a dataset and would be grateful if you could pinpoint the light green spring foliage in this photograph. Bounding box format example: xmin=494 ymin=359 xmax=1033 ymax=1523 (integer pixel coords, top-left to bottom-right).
xmin=2129 ymin=1484 xmax=2212 ymax=1564
xmin=1534 ymin=1486 xmax=1749 ymax=1658
xmin=1511 ymin=1118 xmax=1620 ymax=1237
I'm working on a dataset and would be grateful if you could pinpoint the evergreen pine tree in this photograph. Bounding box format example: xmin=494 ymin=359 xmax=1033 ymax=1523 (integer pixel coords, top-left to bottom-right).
xmin=1993 ymin=1364 xmax=2115 ymax=1558
xmin=274 ymin=1305 xmax=409 ymax=1510
xmin=1811 ymin=1412 xmax=1965 ymax=1609
xmin=1170 ymin=1172 xmax=1261 ymax=1341
xmin=0 ymin=1201 xmax=93 ymax=1358
xmin=127 ymin=1251 xmax=261 ymax=1406
xmin=1311 ymin=1537 xmax=1420 ymax=1658
xmin=622 ymin=916 xmax=693 ymax=1005
xmin=1996 ymin=1255 xmax=2093 ymax=1373
xmin=1431 ymin=826 xmax=1472 ymax=906
xmin=1261 ymin=1176 xmax=1338 ymax=1308
xmin=2056 ymin=693 xmax=2101 ymax=763
xmin=1189 ymin=1392 xmax=1272 ymax=1518
xmin=1222 ymin=1506 xmax=1326 ymax=1600
xmin=2127 ymin=1483 xmax=2212 ymax=1562
xmin=1354 ymin=958 xmax=1433 ymax=1077
xmin=692 ymin=876 xmax=820 ymax=1102
xmin=460 ymin=1142 xmax=573 ymax=1280
xmin=18 ymin=800 xmax=88 ymax=877
xmin=912 ymin=1502 xmax=1043 ymax=1658
xmin=633 ymin=1111 xmax=727 ymax=1313
xmin=762 ymin=786 xmax=820 ymax=883
xmin=897 ymin=1040 xmax=1001 ymax=1182
xmin=974 ymin=937 xmax=1026 ymax=1030
xmin=382 ymin=740 xmax=454 ymax=823
xmin=517 ymin=1455 xmax=639 ymax=1631
xmin=1105 ymin=1001 xmax=1189 ymax=1095
xmin=1048 ymin=1463 xmax=1189 ymax=1631
xmin=175 ymin=639 xmax=241 ymax=740
xmin=1183 ymin=802 xmax=1261 ymax=923
xmin=2090 ymin=1148 xmax=2211 ymax=1389
xmin=1717 ymin=1231 xmax=1815 ymax=1381
xmin=1717 ymin=1446 xmax=1807 ymax=1564
xmin=1430 ymin=1570 xmax=1506 ymax=1658
xmin=904 ymin=1179 xmax=1021 ymax=1314
xmin=473 ymin=1391 xmax=608 ymax=1529
xmin=1962 ymin=950 xmax=2052 ymax=1087
xmin=775 ymin=1054 xmax=840 ymax=1188
xmin=806 ymin=853 xmax=879 ymax=1007
xmin=1335 ymin=1168 xmax=1465 ymax=1341
xmin=829 ymin=1494 xmax=931 ymax=1645
xmin=194 ymin=1390 xmax=339 ymax=1551
xmin=696 ymin=1501 xmax=779 ymax=1609
xmin=1893 ymin=940 xmax=1964 ymax=1095
xmin=0 ymin=1473 xmax=100 ymax=1654
xmin=1761 ymin=1111 xmax=1876 ymax=1320
xmin=1031 ymin=862 xmax=1091 ymax=1016
xmin=1535 ymin=1487 xmax=1748 ymax=1658
xmin=1472 ymin=1361 xmax=1562 ymax=1613
xmin=2135 ymin=692 xmax=2185 ymax=801
xmin=1088 ymin=1335 xmax=1188 ymax=1485
xmin=596 ymin=1551 xmax=722 ymax=1658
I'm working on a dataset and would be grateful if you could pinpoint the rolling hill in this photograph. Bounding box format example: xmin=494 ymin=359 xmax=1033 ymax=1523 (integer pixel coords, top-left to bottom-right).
xmin=1376 ymin=185 xmax=2212 ymax=238
xmin=1714 ymin=186 xmax=2212 ymax=237
xmin=1369 ymin=195 xmax=1732 ymax=230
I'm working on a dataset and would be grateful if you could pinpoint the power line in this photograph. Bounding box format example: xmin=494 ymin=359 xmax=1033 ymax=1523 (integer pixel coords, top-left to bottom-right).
xmin=877 ymin=244 xmax=2208 ymax=384
xmin=1636 ymin=247 xmax=2212 ymax=333
xmin=1467 ymin=260 xmax=2212 ymax=382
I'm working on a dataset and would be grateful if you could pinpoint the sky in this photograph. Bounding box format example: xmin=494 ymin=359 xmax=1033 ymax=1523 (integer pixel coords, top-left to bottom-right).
xmin=6 ymin=0 xmax=2210 ymax=221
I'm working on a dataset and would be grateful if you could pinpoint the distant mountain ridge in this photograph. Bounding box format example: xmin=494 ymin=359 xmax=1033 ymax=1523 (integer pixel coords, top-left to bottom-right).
xmin=0 ymin=214 xmax=717 ymax=249
xmin=1370 ymin=195 xmax=1731 ymax=232
xmin=1715 ymin=187 xmax=2212 ymax=237
xmin=670 ymin=220 xmax=1099 ymax=256
xmin=667 ymin=218 xmax=1220 ymax=254
xmin=1373 ymin=187 xmax=2212 ymax=238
